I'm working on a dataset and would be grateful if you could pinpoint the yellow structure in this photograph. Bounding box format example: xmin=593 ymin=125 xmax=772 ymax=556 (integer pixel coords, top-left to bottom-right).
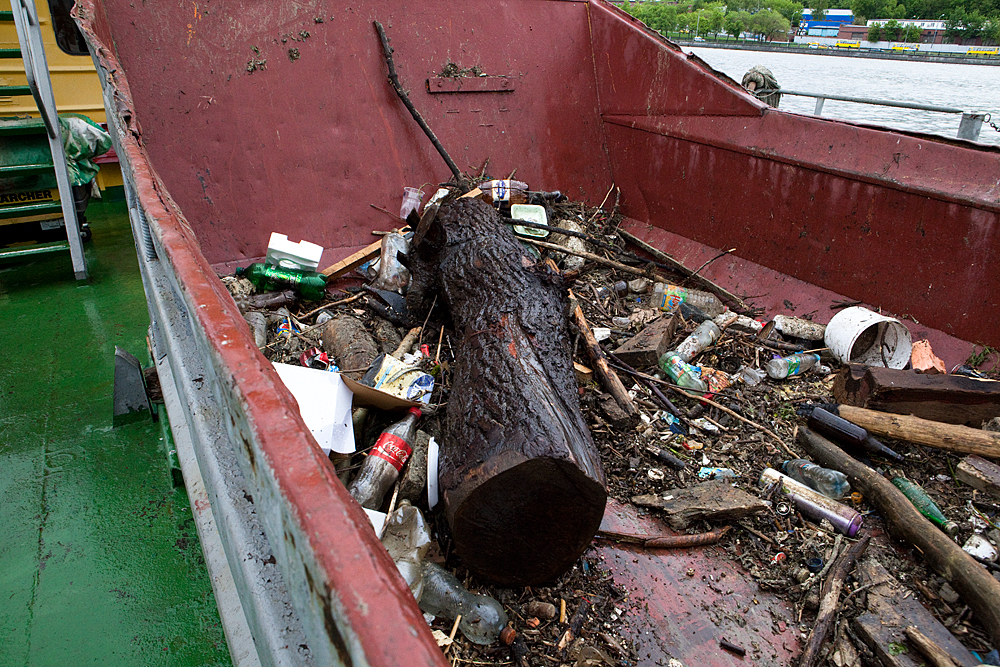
xmin=0 ymin=0 xmax=122 ymax=192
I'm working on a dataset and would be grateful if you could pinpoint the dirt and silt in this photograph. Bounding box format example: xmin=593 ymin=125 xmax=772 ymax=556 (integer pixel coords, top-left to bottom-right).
xmin=226 ymin=187 xmax=1000 ymax=667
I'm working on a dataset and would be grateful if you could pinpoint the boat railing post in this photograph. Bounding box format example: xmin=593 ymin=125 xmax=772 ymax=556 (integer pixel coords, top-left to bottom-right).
xmin=957 ymin=112 xmax=984 ymax=141
xmin=814 ymin=96 xmax=826 ymax=116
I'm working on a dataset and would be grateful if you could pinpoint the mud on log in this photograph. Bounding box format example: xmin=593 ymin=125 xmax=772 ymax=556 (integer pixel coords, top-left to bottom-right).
xmin=407 ymin=198 xmax=607 ymax=586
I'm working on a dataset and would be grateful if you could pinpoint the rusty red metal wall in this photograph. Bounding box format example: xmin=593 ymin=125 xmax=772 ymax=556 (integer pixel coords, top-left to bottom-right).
xmin=589 ymin=3 xmax=1000 ymax=347
xmin=82 ymin=0 xmax=613 ymax=267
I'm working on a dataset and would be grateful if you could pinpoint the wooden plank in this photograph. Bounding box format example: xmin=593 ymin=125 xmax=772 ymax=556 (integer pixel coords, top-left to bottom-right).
xmin=956 ymin=455 xmax=1000 ymax=499
xmin=611 ymin=312 xmax=678 ymax=368
xmin=319 ymin=226 xmax=411 ymax=279
xmin=852 ymin=558 xmax=978 ymax=667
xmin=833 ymin=364 xmax=1000 ymax=427
xmin=632 ymin=479 xmax=767 ymax=530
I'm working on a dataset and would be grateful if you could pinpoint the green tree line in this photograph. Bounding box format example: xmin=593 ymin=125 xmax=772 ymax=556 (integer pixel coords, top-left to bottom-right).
xmin=623 ymin=0 xmax=1000 ymax=44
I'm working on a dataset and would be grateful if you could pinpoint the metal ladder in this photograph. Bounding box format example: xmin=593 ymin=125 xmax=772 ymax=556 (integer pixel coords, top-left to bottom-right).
xmin=3 ymin=0 xmax=87 ymax=280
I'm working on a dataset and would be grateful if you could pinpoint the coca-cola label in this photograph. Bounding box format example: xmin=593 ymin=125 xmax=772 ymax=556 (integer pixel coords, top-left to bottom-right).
xmin=370 ymin=433 xmax=412 ymax=472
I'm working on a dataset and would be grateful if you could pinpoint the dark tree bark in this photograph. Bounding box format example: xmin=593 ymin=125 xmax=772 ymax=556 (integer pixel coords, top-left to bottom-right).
xmin=408 ymin=198 xmax=606 ymax=586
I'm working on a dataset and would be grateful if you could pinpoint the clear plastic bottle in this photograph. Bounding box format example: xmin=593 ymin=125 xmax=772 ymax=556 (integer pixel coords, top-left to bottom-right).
xmin=650 ymin=283 xmax=725 ymax=317
xmin=347 ymin=407 xmax=421 ymax=509
xmin=891 ymin=477 xmax=960 ymax=536
xmin=782 ymin=459 xmax=851 ymax=500
xmin=381 ymin=500 xmax=432 ymax=599
xmin=418 ymin=561 xmax=508 ymax=645
xmin=675 ymin=320 xmax=721 ymax=362
xmin=235 ymin=263 xmax=328 ymax=301
xmin=765 ymin=352 xmax=821 ymax=379
xmin=371 ymin=231 xmax=411 ymax=294
xmin=658 ymin=352 xmax=708 ymax=394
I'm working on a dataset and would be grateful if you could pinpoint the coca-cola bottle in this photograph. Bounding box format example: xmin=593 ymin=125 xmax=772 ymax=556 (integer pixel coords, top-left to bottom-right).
xmin=348 ymin=407 xmax=421 ymax=509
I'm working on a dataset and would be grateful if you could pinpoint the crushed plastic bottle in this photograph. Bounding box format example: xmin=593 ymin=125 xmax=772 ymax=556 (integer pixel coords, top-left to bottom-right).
xmin=650 ymin=283 xmax=725 ymax=317
xmin=371 ymin=231 xmax=411 ymax=294
xmin=766 ymin=353 xmax=821 ymax=379
xmin=418 ymin=561 xmax=508 ymax=645
xmin=400 ymin=187 xmax=424 ymax=219
xmin=658 ymin=353 xmax=707 ymax=394
xmin=235 ymin=263 xmax=328 ymax=301
xmin=675 ymin=320 xmax=721 ymax=363
xmin=782 ymin=459 xmax=851 ymax=500
xmin=381 ymin=500 xmax=432 ymax=599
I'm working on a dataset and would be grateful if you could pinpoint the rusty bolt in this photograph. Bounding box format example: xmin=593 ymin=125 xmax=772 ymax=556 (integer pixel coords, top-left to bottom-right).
xmin=526 ymin=601 xmax=557 ymax=620
xmin=500 ymin=627 xmax=516 ymax=645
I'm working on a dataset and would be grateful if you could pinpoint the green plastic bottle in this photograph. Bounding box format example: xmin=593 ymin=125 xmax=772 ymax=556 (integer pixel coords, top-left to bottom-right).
xmin=891 ymin=477 xmax=959 ymax=537
xmin=235 ymin=263 xmax=328 ymax=301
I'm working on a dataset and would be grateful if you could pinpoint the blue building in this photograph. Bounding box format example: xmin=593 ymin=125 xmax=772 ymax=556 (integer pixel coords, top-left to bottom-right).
xmin=800 ymin=8 xmax=855 ymax=36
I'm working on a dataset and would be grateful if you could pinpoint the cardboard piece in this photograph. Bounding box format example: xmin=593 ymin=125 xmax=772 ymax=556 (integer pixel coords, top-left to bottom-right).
xmin=273 ymin=363 xmax=355 ymax=454
xmin=340 ymin=374 xmax=423 ymax=411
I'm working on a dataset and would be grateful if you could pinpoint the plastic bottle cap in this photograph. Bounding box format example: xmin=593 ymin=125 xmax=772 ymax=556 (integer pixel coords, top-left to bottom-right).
xmin=806 ymin=557 xmax=824 ymax=573
xmin=408 ymin=406 xmax=423 ymax=418
xmin=234 ymin=266 xmax=245 ymax=276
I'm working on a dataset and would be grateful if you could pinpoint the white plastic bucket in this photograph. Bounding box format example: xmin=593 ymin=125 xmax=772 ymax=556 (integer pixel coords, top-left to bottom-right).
xmin=824 ymin=306 xmax=912 ymax=369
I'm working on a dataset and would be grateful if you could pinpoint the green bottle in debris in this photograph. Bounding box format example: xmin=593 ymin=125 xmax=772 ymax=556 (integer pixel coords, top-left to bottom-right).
xmin=235 ymin=263 xmax=328 ymax=301
xmin=891 ymin=477 xmax=960 ymax=537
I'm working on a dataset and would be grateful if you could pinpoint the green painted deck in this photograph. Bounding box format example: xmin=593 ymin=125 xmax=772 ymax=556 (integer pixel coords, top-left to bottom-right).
xmin=0 ymin=199 xmax=232 ymax=667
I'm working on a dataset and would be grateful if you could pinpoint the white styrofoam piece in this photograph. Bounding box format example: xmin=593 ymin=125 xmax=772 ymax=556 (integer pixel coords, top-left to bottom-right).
xmin=272 ymin=363 xmax=355 ymax=454
xmin=427 ymin=436 xmax=439 ymax=509
xmin=265 ymin=232 xmax=324 ymax=271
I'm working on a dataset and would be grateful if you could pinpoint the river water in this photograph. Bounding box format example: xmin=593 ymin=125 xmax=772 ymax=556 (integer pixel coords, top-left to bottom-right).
xmin=689 ymin=48 xmax=1000 ymax=146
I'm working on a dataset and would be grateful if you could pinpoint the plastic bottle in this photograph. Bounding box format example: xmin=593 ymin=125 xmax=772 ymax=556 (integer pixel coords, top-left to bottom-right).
xmin=478 ymin=179 xmax=529 ymax=206
xmin=765 ymin=352 xmax=821 ymax=379
xmin=891 ymin=477 xmax=960 ymax=537
xmin=658 ymin=352 xmax=707 ymax=394
xmin=760 ymin=468 xmax=863 ymax=537
xmin=418 ymin=561 xmax=508 ymax=645
xmin=347 ymin=407 xmax=422 ymax=510
xmin=676 ymin=320 xmax=721 ymax=363
xmin=381 ymin=500 xmax=432 ymax=599
xmin=371 ymin=231 xmax=411 ymax=294
xmin=782 ymin=459 xmax=851 ymax=500
xmin=772 ymin=314 xmax=826 ymax=341
xmin=235 ymin=263 xmax=328 ymax=301
xmin=806 ymin=407 xmax=904 ymax=462
xmin=400 ymin=187 xmax=424 ymax=219
xmin=650 ymin=283 xmax=726 ymax=317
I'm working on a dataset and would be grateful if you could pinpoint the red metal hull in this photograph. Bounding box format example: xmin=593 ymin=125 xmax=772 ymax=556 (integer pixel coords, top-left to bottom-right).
xmin=73 ymin=0 xmax=999 ymax=664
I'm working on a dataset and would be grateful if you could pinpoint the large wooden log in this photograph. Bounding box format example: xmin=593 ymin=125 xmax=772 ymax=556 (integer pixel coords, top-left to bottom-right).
xmin=833 ymin=364 xmax=1000 ymax=427
xmin=797 ymin=426 xmax=1000 ymax=649
xmin=407 ymin=198 xmax=606 ymax=586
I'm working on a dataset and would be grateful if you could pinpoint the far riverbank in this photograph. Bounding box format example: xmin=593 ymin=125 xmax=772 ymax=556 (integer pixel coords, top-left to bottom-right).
xmin=675 ymin=40 xmax=1000 ymax=66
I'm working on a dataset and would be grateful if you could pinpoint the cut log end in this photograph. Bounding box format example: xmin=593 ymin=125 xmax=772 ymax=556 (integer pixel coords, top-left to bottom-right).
xmin=448 ymin=458 xmax=607 ymax=586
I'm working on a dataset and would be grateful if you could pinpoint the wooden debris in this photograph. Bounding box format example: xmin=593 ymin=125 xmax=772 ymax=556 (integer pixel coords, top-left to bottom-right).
xmin=596 ymin=524 xmax=731 ymax=549
xmin=834 ymin=364 xmax=1000 ymax=427
xmin=904 ymin=626 xmax=961 ymax=667
xmin=836 ymin=404 xmax=1000 ymax=459
xmin=851 ymin=559 xmax=978 ymax=667
xmin=572 ymin=298 xmax=637 ymax=417
xmin=955 ymin=455 xmax=1000 ymax=499
xmin=319 ymin=315 xmax=379 ymax=381
xmin=911 ymin=339 xmax=947 ymax=374
xmin=557 ymin=599 xmax=590 ymax=651
xmin=631 ymin=479 xmax=767 ymax=530
xmin=798 ymin=535 xmax=870 ymax=667
xmin=798 ymin=426 xmax=1000 ymax=649
xmin=612 ymin=312 xmax=678 ymax=367
xmin=574 ymin=361 xmax=594 ymax=384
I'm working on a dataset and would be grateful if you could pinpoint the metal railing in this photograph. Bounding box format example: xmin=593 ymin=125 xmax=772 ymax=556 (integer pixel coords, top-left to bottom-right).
xmin=756 ymin=88 xmax=986 ymax=140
